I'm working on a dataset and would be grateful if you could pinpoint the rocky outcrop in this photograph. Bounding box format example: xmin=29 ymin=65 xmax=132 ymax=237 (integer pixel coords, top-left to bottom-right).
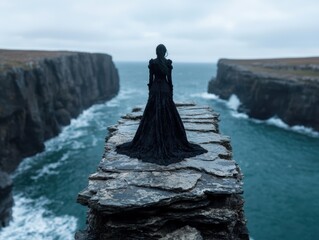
xmin=0 ymin=49 xmax=119 ymax=173
xmin=208 ymin=58 xmax=319 ymax=131
xmin=0 ymin=170 xmax=13 ymax=228
xmin=76 ymin=103 xmax=249 ymax=239
xmin=0 ymin=49 xmax=119 ymax=227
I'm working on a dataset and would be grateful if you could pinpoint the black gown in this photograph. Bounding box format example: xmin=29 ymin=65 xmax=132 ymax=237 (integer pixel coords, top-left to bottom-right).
xmin=116 ymin=58 xmax=207 ymax=165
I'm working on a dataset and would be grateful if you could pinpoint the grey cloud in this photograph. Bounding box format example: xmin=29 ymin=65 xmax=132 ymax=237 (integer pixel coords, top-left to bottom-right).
xmin=0 ymin=0 xmax=319 ymax=62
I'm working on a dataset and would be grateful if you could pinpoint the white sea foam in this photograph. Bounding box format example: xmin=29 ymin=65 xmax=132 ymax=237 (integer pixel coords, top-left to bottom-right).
xmin=264 ymin=117 xmax=319 ymax=137
xmin=224 ymin=94 xmax=250 ymax=119
xmin=208 ymin=93 xmax=319 ymax=138
xmin=231 ymin=111 xmax=249 ymax=119
xmin=71 ymin=140 xmax=86 ymax=150
xmin=291 ymin=125 xmax=319 ymax=137
xmin=226 ymin=94 xmax=241 ymax=111
xmin=106 ymin=89 xmax=144 ymax=107
xmin=5 ymin=90 xmax=146 ymax=238
xmin=265 ymin=117 xmax=289 ymax=129
xmin=106 ymin=100 xmax=119 ymax=107
xmin=67 ymin=105 xmax=102 ymax=129
xmin=60 ymin=152 xmax=70 ymax=162
xmin=12 ymin=155 xmax=39 ymax=177
xmin=190 ymin=92 xmax=220 ymax=100
xmin=12 ymin=99 xmax=109 ymax=179
xmin=30 ymin=152 xmax=70 ymax=180
xmin=30 ymin=163 xmax=59 ymax=180
xmin=0 ymin=194 xmax=77 ymax=240
xmin=92 ymin=136 xmax=98 ymax=146
xmin=237 ymin=115 xmax=319 ymax=137
xmin=13 ymin=144 xmax=70 ymax=179
xmin=44 ymin=103 xmax=107 ymax=153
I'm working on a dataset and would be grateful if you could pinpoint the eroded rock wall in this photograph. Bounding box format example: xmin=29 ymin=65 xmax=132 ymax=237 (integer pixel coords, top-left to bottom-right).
xmin=0 ymin=50 xmax=119 ymax=173
xmin=0 ymin=170 xmax=13 ymax=228
xmin=208 ymin=58 xmax=319 ymax=131
xmin=0 ymin=50 xmax=119 ymax=227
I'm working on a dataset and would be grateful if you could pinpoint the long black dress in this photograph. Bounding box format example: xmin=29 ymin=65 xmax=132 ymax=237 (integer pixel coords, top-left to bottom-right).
xmin=116 ymin=58 xmax=207 ymax=165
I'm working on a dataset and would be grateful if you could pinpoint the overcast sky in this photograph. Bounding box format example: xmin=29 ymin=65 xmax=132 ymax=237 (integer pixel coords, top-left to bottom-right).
xmin=0 ymin=0 xmax=318 ymax=62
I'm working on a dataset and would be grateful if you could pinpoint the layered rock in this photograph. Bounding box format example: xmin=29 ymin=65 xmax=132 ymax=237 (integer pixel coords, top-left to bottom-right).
xmin=76 ymin=103 xmax=249 ymax=239
xmin=0 ymin=49 xmax=119 ymax=227
xmin=0 ymin=170 xmax=13 ymax=228
xmin=208 ymin=58 xmax=319 ymax=131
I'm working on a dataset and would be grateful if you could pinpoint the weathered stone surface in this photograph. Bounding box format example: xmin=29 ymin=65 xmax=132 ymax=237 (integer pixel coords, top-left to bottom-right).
xmin=208 ymin=58 xmax=319 ymax=131
xmin=0 ymin=49 xmax=119 ymax=228
xmin=160 ymin=225 xmax=203 ymax=240
xmin=0 ymin=49 xmax=119 ymax=173
xmin=0 ymin=170 xmax=13 ymax=228
xmin=76 ymin=104 xmax=248 ymax=239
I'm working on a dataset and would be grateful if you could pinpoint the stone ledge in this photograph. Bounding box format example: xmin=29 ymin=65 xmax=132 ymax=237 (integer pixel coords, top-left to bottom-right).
xmin=76 ymin=103 xmax=248 ymax=239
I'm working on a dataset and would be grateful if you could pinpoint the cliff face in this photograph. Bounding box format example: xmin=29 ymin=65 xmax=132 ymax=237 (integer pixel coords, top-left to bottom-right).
xmin=0 ymin=50 xmax=119 ymax=173
xmin=208 ymin=58 xmax=319 ymax=131
xmin=0 ymin=49 xmax=119 ymax=227
xmin=0 ymin=170 xmax=13 ymax=228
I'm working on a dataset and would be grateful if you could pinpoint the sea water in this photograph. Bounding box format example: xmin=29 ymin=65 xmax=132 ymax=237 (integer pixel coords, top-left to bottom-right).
xmin=0 ymin=62 xmax=318 ymax=240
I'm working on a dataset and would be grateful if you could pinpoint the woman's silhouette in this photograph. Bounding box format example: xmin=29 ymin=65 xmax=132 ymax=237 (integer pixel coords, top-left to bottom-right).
xmin=116 ymin=44 xmax=207 ymax=165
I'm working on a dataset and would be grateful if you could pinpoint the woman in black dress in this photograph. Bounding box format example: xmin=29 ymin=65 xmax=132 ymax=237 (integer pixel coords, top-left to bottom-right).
xmin=116 ymin=44 xmax=207 ymax=165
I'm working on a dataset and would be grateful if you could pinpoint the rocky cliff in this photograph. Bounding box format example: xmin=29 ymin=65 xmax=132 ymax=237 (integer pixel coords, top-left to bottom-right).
xmin=0 ymin=170 xmax=13 ymax=228
xmin=76 ymin=103 xmax=249 ymax=239
xmin=208 ymin=58 xmax=319 ymax=131
xmin=0 ymin=49 xmax=119 ymax=227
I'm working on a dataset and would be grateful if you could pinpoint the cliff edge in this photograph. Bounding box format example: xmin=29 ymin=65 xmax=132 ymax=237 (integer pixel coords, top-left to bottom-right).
xmin=0 ymin=49 xmax=119 ymax=227
xmin=76 ymin=103 xmax=249 ymax=239
xmin=208 ymin=58 xmax=319 ymax=131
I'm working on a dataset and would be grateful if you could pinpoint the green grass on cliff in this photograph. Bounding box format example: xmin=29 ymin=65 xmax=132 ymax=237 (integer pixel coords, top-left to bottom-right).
xmin=221 ymin=57 xmax=319 ymax=82
xmin=247 ymin=65 xmax=319 ymax=78
xmin=0 ymin=49 xmax=75 ymax=72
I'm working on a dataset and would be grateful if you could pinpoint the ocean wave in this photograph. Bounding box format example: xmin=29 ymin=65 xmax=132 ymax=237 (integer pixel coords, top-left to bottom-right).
xmin=11 ymin=157 xmax=35 ymax=178
xmin=231 ymin=111 xmax=249 ymax=119
xmin=227 ymin=96 xmax=319 ymax=137
xmin=106 ymin=88 xmax=144 ymax=107
xmin=43 ymin=100 xmax=110 ymax=152
xmin=66 ymin=104 xmax=104 ymax=129
xmin=12 ymin=98 xmax=111 ymax=179
xmin=30 ymin=162 xmax=59 ymax=180
xmin=92 ymin=136 xmax=98 ymax=146
xmin=224 ymin=94 xmax=249 ymax=119
xmin=30 ymin=152 xmax=70 ymax=180
xmin=71 ymin=140 xmax=86 ymax=150
xmin=209 ymin=93 xmax=319 ymax=138
xmin=226 ymin=94 xmax=241 ymax=111
xmin=190 ymin=92 xmax=220 ymax=100
xmin=263 ymin=117 xmax=319 ymax=137
xmin=228 ymin=98 xmax=319 ymax=137
xmin=0 ymin=194 xmax=77 ymax=240
xmin=6 ymin=100 xmax=108 ymax=238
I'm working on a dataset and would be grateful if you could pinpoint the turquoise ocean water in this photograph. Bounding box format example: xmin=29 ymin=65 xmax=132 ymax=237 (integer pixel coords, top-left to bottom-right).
xmin=0 ymin=62 xmax=318 ymax=240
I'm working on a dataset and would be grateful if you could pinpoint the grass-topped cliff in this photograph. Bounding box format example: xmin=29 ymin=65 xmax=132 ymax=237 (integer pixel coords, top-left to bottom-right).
xmin=0 ymin=49 xmax=120 ymax=228
xmin=0 ymin=49 xmax=77 ymax=71
xmin=208 ymin=57 xmax=319 ymax=131
xmin=219 ymin=57 xmax=319 ymax=81
xmin=0 ymin=49 xmax=120 ymax=172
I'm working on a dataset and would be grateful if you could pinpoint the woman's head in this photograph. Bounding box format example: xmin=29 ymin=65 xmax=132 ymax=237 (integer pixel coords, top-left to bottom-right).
xmin=156 ymin=44 xmax=167 ymax=58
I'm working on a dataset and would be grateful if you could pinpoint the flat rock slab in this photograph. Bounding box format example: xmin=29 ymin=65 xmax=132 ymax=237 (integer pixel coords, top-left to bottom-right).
xmin=76 ymin=103 xmax=248 ymax=239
